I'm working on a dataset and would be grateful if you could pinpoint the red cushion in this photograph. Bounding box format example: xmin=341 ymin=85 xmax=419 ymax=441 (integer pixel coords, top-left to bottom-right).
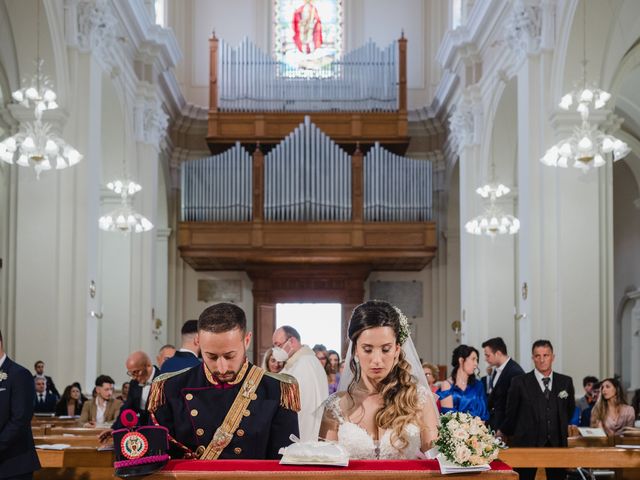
xmin=163 ymin=459 xmax=512 ymax=472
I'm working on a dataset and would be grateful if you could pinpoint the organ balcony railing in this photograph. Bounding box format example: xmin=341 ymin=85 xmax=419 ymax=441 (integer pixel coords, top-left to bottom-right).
xmin=207 ymin=34 xmax=409 ymax=154
xmin=179 ymin=118 xmax=436 ymax=271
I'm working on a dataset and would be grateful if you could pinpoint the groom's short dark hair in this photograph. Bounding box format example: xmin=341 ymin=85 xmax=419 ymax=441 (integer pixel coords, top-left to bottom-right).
xmin=531 ymin=339 xmax=553 ymax=353
xmin=0 ymin=328 xmax=3 ymax=346
xmin=482 ymin=337 xmax=507 ymax=355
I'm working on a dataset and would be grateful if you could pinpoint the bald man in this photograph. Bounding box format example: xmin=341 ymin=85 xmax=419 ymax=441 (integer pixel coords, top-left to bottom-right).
xmin=109 ymin=351 xmax=159 ymax=432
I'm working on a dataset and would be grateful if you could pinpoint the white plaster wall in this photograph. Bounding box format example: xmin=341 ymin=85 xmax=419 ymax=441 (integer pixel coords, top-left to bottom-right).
xmin=613 ymin=158 xmax=640 ymax=384
xmin=179 ymin=267 xmax=255 ymax=358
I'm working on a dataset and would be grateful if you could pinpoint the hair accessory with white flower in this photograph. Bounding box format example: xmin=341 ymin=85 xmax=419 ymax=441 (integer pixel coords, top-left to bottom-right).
xmin=394 ymin=306 xmax=410 ymax=345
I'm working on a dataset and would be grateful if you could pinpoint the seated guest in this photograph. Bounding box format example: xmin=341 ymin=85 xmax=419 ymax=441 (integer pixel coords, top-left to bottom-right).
xmin=326 ymin=349 xmax=340 ymax=395
xmin=156 ymin=344 xmax=176 ymax=369
xmin=577 ymin=375 xmax=599 ymax=419
xmin=33 ymin=360 xmax=59 ymax=398
xmin=33 ymin=377 xmax=57 ymax=413
xmin=579 ymin=382 xmax=601 ymax=426
xmin=632 ymin=389 xmax=640 ymax=420
xmin=100 ymin=351 xmax=160 ymax=442
xmin=80 ymin=375 xmax=122 ymax=427
xmin=54 ymin=384 xmax=83 ymax=416
xmin=261 ymin=347 xmax=284 ymax=373
xmin=116 ymin=381 xmax=130 ymax=402
xmin=422 ymin=362 xmax=441 ymax=411
xmin=71 ymin=381 xmax=89 ymax=404
xmin=160 ymin=320 xmax=201 ymax=374
xmin=590 ymin=377 xmax=635 ymax=436
xmin=438 ymin=344 xmax=489 ymax=421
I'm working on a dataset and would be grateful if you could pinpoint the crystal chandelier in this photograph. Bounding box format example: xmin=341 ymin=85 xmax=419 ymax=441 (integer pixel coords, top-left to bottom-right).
xmin=465 ymin=183 xmax=520 ymax=237
xmin=98 ymin=179 xmax=153 ymax=233
xmin=98 ymin=76 xmax=153 ymax=235
xmin=0 ymin=1 xmax=82 ymax=179
xmin=540 ymin=1 xmax=630 ymax=171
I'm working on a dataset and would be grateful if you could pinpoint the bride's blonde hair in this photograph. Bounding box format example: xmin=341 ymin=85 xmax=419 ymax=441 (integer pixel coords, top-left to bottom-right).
xmin=347 ymin=300 xmax=422 ymax=451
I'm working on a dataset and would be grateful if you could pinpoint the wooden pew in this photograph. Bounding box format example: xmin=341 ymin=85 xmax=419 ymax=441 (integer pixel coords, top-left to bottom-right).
xmin=500 ymin=447 xmax=640 ymax=468
xmin=32 ymin=417 xmax=80 ymax=427
xmin=34 ymin=435 xmax=103 ymax=448
xmin=500 ymin=447 xmax=640 ymax=480
xmin=47 ymin=427 xmax=108 ymax=436
xmin=35 ymin=448 xmax=114 ymax=480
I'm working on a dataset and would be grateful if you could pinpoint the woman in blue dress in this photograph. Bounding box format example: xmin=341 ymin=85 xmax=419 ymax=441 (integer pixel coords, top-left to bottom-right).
xmin=437 ymin=344 xmax=489 ymax=421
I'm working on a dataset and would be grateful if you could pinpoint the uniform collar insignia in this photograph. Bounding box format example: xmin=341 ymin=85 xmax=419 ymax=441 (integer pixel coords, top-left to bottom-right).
xmin=204 ymin=358 xmax=249 ymax=386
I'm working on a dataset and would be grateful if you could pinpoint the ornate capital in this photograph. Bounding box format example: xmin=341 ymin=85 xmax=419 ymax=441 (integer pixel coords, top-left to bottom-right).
xmin=505 ymin=0 xmax=543 ymax=57
xmin=135 ymin=98 xmax=169 ymax=147
xmin=449 ymin=103 xmax=475 ymax=154
xmin=68 ymin=0 xmax=118 ymax=54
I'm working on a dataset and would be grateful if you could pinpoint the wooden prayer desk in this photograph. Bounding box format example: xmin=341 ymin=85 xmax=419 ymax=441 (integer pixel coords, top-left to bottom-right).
xmin=146 ymin=460 xmax=516 ymax=480
xmin=35 ymin=454 xmax=515 ymax=480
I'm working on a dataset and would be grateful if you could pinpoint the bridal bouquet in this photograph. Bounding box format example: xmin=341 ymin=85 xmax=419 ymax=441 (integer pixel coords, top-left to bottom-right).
xmin=434 ymin=412 xmax=504 ymax=467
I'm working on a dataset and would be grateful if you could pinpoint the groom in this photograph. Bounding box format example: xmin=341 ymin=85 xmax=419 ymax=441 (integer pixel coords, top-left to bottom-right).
xmin=502 ymin=339 xmax=575 ymax=480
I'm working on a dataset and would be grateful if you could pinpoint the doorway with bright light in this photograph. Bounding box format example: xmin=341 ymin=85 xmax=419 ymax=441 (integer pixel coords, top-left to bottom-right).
xmin=275 ymin=303 xmax=342 ymax=353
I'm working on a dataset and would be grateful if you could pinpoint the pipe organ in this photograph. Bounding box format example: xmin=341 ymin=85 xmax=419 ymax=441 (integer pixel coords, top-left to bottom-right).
xmin=364 ymin=143 xmax=433 ymax=222
xmin=181 ymin=118 xmax=432 ymax=224
xmin=218 ymin=38 xmax=398 ymax=112
xmin=265 ymin=116 xmax=351 ymax=222
xmin=179 ymin=34 xmax=437 ymax=272
xmin=180 ymin=142 xmax=252 ymax=222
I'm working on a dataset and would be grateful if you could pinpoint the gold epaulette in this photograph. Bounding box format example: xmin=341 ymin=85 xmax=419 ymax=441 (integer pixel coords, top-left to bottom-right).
xmin=264 ymin=371 xmax=301 ymax=412
xmin=147 ymin=367 xmax=191 ymax=413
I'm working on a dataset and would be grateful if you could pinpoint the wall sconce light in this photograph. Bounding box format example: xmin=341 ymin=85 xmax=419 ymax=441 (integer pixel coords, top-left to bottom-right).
xmin=451 ymin=320 xmax=461 ymax=343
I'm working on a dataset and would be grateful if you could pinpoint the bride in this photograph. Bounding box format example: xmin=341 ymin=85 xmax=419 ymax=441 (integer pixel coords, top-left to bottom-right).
xmin=319 ymin=300 xmax=440 ymax=459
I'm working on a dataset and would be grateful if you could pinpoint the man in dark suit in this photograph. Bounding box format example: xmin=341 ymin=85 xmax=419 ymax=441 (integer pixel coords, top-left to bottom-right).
xmin=481 ymin=337 xmax=525 ymax=435
xmin=32 ymin=360 xmax=59 ymax=398
xmin=33 ymin=377 xmax=57 ymax=414
xmin=149 ymin=303 xmax=299 ymax=459
xmin=160 ymin=320 xmax=201 ymax=374
xmin=503 ymin=339 xmax=575 ymax=480
xmin=99 ymin=351 xmax=159 ymax=442
xmin=0 ymin=328 xmax=41 ymax=479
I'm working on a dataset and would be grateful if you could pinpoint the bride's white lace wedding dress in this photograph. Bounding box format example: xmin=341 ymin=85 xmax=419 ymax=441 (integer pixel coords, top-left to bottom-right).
xmin=321 ymin=384 xmax=430 ymax=459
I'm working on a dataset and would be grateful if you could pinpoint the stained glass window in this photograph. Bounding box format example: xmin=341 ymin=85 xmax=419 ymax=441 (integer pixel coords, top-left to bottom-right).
xmin=273 ymin=0 xmax=343 ymax=78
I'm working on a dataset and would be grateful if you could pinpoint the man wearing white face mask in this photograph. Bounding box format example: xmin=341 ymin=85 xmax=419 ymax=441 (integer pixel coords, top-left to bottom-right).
xmin=272 ymin=326 xmax=328 ymax=441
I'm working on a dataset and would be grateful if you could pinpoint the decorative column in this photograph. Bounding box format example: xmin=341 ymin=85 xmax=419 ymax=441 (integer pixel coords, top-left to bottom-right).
xmin=509 ymin=0 xmax=610 ymax=379
xmin=131 ymin=96 xmax=168 ymax=356
xmin=451 ymin=89 xmax=486 ymax=346
xmin=510 ymin=0 xmax=552 ymax=372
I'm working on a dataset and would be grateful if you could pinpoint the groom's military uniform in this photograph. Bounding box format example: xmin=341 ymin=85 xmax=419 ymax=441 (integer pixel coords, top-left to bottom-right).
xmin=148 ymin=361 xmax=300 ymax=459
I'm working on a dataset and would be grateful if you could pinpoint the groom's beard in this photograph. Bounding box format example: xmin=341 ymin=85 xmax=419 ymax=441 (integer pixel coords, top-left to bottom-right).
xmin=211 ymin=354 xmax=247 ymax=382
